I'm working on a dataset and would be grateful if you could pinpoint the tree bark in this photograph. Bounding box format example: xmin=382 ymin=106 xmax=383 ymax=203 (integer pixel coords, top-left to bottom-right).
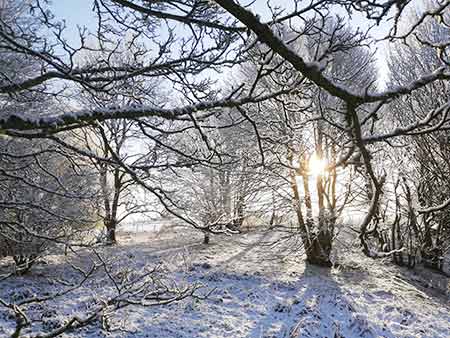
xmin=203 ymin=232 xmax=210 ymax=245
xmin=105 ymin=219 xmax=117 ymax=244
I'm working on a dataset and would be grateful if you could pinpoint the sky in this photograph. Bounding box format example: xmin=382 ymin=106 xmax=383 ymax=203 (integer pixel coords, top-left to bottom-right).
xmin=50 ymin=0 xmax=391 ymax=41
xmin=50 ymin=0 xmax=392 ymax=86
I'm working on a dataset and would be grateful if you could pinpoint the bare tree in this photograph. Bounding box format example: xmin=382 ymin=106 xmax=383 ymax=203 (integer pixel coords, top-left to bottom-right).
xmin=0 ymin=0 xmax=448 ymax=262
xmin=0 ymin=1 xmax=449 ymax=336
xmin=0 ymin=0 xmax=98 ymax=273
xmin=0 ymin=136 xmax=98 ymax=274
xmin=380 ymin=8 xmax=450 ymax=270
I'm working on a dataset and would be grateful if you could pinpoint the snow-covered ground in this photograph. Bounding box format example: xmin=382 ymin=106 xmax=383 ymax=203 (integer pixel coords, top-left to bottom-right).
xmin=1 ymin=226 xmax=449 ymax=338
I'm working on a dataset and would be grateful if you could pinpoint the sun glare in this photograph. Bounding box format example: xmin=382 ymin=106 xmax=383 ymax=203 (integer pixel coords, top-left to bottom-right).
xmin=308 ymin=153 xmax=327 ymax=176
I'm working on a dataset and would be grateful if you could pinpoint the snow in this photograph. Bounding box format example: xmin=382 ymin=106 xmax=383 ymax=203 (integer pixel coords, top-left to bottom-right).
xmin=1 ymin=226 xmax=449 ymax=338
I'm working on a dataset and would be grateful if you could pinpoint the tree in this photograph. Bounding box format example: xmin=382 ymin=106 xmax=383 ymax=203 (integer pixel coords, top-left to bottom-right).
xmin=382 ymin=8 xmax=450 ymax=269
xmin=0 ymin=136 xmax=98 ymax=273
xmin=231 ymin=18 xmax=377 ymax=265
xmin=0 ymin=0 xmax=448 ymax=263
xmin=166 ymin=106 xmax=269 ymax=243
xmin=1 ymin=0 xmax=450 ymax=335
xmin=0 ymin=0 xmax=97 ymax=273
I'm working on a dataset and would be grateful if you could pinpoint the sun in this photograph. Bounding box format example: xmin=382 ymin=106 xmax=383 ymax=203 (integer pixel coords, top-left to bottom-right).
xmin=308 ymin=153 xmax=327 ymax=176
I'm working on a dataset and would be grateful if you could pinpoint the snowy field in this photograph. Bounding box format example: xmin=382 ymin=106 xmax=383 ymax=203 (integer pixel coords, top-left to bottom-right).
xmin=1 ymin=226 xmax=449 ymax=338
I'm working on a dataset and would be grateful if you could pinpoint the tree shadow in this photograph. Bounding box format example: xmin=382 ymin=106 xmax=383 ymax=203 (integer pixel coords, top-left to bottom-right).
xmin=244 ymin=262 xmax=398 ymax=338
xmin=378 ymin=261 xmax=450 ymax=304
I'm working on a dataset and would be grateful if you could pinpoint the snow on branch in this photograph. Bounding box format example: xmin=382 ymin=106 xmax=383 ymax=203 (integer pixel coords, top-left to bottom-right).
xmin=214 ymin=0 xmax=449 ymax=106
xmin=0 ymin=89 xmax=292 ymax=132
xmin=418 ymin=197 xmax=450 ymax=214
xmin=364 ymin=101 xmax=450 ymax=143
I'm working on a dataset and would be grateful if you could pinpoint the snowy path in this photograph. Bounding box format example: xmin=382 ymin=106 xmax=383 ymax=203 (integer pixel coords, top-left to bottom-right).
xmin=1 ymin=228 xmax=449 ymax=337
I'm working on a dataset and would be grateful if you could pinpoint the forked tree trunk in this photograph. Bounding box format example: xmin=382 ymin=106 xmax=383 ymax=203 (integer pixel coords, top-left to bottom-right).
xmin=306 ymin=193 xmax=333 ymax=267
xmin=302 ymin=171 xmax=332 ymax=266
xmin=289 ymin=152 xmax=333 ymax=267
xmin=308 ymin=130 xmax=333 ymax=267
xmin=303 ymin=128 xmax=335 ymax=267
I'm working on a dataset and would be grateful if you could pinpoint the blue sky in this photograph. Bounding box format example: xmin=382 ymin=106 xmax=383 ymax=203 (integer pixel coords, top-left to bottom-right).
xmin=49 ymin=1 xmax=390 ymax=82
xmin=51 ymin=1 xmax=97 ymax=47
xmin=50 ymin=0 xmax=387 ymax=37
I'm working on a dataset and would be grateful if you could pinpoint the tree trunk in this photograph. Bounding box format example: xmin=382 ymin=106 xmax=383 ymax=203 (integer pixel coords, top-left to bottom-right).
xmin=302 ymin=172 xmax=313 ymax=232
xmin=288 ymin=159 xmax=309 ymax=246
xmin=203 ymin=232 xmax=210 ymax=245
xmin=234 ymin=193 xmax=245 ymax=228
xmin=105 ymin=219 xmax=117 ymax=245
xmin=308 ymin=129 xmax=333 ymax=267
xmin=305 ymin=231 xmax=333 ymax=267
